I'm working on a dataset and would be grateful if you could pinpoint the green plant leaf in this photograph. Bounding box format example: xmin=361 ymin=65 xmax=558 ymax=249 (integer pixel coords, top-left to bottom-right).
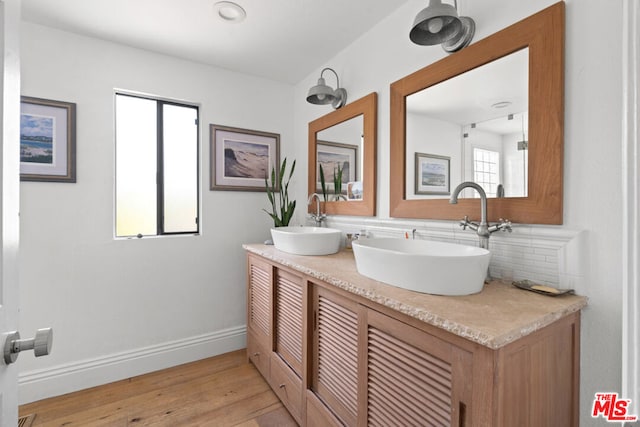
xmin=263 ymin=156 xmax=296 ymax=227
xmin=333 ymin=163 xmax=343 ymax=195
xmin=319 ymin=164 xmax=327 ymax=202
xmin=278 ymin=158 xmax=287 ymax=192
xmin=288 ymin=159 xmax=296 ymax=180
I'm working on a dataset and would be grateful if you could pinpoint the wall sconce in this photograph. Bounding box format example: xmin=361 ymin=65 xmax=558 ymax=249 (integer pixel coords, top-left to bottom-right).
xmin=409 ymin=0 xmax=475 ymax=53
xmin=306 ymin=67 xmax=348 ymax=109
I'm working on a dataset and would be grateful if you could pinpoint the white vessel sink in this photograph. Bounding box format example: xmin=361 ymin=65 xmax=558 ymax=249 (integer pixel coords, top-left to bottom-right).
xmin=352 ymin=238 xmax=490 ymax=296
xmin=271 ymin=226 xmax=342 ymax=256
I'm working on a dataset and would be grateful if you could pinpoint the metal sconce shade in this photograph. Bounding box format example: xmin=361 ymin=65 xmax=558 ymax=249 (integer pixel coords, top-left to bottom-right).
xmin=442 ymin=16 xmax=475 ymax=52
xmin=330 ymin=87 xmax=347 ymax=109
xmin=410 ymin=0 xmax=476 ymax=53
xmin=410 ymin=0 xmax=462 ymax=45
xmin=307 ymin=77 xmax=335 ymax=105
xmin=306 ymin=68 xmax=347 ymax=109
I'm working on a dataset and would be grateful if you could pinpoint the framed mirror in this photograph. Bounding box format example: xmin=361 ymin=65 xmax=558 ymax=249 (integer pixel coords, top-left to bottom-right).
xmin=390 ymin=2 xmax=564 ymax=224
xmin=308 ymin=92 xmax=377 ymax=216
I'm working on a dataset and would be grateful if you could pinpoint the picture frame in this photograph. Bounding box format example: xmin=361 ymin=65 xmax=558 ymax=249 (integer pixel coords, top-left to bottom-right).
xmin=20 ymin=96 xmax=76 ymax=182
xmin=316 ymin=140 xmax=358 ymax=194
xmin=415 ymin=152 xmax=450 ymax=195
xmin=210 ymin=124 xmax=280 ymax=192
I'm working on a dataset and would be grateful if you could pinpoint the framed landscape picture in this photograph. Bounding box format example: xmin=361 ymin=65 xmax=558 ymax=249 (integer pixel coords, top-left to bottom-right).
xmin=415 ymin=152 xmax=450 ymax=195
xmin=20 ymin=96 xmax=76 ymax=182
xmin=210 ymin=124 xmax=280 ymax=191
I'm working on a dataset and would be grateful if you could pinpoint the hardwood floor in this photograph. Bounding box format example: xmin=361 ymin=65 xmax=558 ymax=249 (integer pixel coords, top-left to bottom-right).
xmin=19 ymin=350 xmax=298 ymax=427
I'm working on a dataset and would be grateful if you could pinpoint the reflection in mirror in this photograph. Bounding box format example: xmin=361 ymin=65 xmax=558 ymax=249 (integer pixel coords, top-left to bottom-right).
xmin=316 ymin=116 xmax=363 ymax=201
xmin=462 ymin=111 xmax=528 ymax=198
xmin=308 ymin=92 xmax=377 ymax=217
xmin=405 ymin=48 xmax=528 ymax=200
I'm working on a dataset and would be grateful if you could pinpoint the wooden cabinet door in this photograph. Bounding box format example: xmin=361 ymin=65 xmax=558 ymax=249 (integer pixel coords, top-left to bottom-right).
xmin=247 ymin=256 xmax=272 ymax=344
xmin=365 ymin=309 xmax=473 ymax=427
xmin=310 ymin=284 xmax=360 ymax=426
xmin=274 ymin=269 xmax=303 ymax=376
xmin=247 ymin=256 xmax=272 ymax=380
xmin=272 ymin=269 xmax=304 ymax=424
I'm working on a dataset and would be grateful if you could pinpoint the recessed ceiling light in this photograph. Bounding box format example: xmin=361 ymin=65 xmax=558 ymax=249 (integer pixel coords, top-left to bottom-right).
xmin=491 ymin=101 xmax=512 ymax=109
xmin=214 ymin=1 xmax=246 ymax=23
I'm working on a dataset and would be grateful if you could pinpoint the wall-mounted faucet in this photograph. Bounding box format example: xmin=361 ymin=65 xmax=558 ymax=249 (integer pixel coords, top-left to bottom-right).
xmin=307 ymin=193 xmax=326 ymax=227
xmin=449 ymin=181 xmax=512 ymax=249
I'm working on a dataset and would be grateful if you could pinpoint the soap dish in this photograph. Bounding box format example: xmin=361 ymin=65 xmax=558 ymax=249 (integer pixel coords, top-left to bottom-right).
xmin=512 ymin=280 xmax=574 ymax=297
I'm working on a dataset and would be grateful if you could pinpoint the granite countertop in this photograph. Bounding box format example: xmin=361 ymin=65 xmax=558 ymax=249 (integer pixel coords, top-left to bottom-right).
xmin=244 ymin=244 xmax=588 ymax=350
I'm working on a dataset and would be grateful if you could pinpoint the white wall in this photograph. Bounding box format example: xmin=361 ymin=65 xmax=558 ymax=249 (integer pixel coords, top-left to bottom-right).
xmin=292 ymin=1 xmax=623 ymax=425
xmin=18 ymin=22 xmax=294 ymax=403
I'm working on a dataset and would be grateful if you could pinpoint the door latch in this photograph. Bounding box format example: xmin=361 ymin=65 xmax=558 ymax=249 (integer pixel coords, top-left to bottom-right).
xmin=3 ymin=328 xmax=53 ymax=364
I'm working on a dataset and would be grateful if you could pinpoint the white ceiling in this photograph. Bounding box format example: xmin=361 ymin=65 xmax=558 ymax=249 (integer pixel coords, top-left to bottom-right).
xmin=21 ymin=0 xmax=410 ymax=84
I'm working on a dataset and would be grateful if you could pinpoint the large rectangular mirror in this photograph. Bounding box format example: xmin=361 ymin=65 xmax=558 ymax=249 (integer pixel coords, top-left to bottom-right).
xmin=390 ymin=2 xmax=564 ymax=224
xmin=308 ymin=92 xmax=377 ymax=216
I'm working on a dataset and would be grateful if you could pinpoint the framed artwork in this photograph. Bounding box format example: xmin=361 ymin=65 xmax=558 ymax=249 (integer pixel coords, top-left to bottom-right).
xmin=210 ymin=124 xmax=280 ymax=191
xmin=20 ymin=96 xmax=76 ymax=182
xmin=316 ymin=140 xmax=358 ymax=194
xmin=415 ymin=152 xmax=450 ymax=195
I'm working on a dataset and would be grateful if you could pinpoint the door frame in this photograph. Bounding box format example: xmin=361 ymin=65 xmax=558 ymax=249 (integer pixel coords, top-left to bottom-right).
xmin=622 ymin=0 xmax=640 ymax=415
xmin=0 ymin=0 xmax=22 ymax=424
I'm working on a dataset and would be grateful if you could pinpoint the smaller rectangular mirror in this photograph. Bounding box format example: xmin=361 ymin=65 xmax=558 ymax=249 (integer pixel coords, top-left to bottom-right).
xmin=308 ymin=93 xmax=377 ymax=216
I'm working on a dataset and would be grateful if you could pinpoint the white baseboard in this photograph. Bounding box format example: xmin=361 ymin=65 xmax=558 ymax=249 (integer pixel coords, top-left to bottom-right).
xmin=18 ymin=325 xmax=247 ymax=405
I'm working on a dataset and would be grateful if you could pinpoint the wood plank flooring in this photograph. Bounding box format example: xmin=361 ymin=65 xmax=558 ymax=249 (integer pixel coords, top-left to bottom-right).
xmin=19 ymin=350 xmax=298 ymax=427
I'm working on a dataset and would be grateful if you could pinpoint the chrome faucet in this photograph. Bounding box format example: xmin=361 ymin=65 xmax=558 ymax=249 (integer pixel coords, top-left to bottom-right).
xmin=449 ymin=181 xmax=512 ymax=249
xmin=307 ymin=193 xmax=326 ymax=227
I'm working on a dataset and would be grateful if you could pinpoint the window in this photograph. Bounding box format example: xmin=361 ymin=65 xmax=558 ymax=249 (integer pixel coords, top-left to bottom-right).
xmin=115 ymin=93 xmax=199 ymax=237
xmin=473 ymin=147 xmax=500 ymax=197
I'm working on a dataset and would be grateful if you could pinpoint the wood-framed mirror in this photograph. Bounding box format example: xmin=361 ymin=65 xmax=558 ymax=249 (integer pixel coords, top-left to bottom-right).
xmin=308 ymin=92 xmax=377 ymax=216
xmin=390 ymin=2 xmax=564 ymax=224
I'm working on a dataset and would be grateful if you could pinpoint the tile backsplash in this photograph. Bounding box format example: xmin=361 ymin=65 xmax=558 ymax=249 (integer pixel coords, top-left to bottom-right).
xmin=314 ymin=216 xmax=585 ymax=290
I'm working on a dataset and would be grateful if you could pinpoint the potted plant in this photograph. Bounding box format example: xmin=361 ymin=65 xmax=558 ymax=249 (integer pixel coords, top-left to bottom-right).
xmin=263 ymin=158 xmax=296 ymax=227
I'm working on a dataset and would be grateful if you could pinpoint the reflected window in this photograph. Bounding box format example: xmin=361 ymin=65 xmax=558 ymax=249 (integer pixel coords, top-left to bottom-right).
xmin=115 ymin=93 xmax=199 ymax=237
xmin=473 ymin=148 xmax=500 ymax=197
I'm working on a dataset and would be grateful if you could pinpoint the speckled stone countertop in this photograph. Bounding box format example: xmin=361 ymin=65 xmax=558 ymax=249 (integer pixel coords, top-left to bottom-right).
xmin=244 ymin=244 xmax=588 ymax=350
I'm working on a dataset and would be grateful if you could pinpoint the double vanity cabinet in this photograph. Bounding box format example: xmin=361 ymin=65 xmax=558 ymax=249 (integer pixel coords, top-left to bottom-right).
xmin=244 ymin=244 xmax=587 ymax=426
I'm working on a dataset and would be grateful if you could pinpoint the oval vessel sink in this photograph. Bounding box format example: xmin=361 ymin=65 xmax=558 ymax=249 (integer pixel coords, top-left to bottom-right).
xmin=271 ymin=226 xmax=342 ymax=256
xmin=352 ymin=238 xmax=490 ymax=295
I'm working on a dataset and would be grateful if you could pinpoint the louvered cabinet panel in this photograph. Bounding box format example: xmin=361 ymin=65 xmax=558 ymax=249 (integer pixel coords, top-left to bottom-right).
xmin=366 ymin=309 xmax=472 ymax=427
xmin=274 ymin=269 xmax=303 ymax=375
xmin=312 ymin=285 xmax=360 ymax=426
xmin=247 ymin=257 xmax=272 ymax=342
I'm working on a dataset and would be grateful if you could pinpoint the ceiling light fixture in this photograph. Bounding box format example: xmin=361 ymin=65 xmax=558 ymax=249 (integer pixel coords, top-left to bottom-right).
xmin=306 ymin=67 xmax=348 ymax=109
xmin=410 ymin=0 xmax=475 ymax=53
xmin=214 ymin=1 xmax=246 ymax=23
xmin=492 ymin=101 xmax=512 ymax=109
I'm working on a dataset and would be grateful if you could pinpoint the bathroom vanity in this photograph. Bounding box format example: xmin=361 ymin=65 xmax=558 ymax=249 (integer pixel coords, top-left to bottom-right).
xmin=244 ymin=244 xmax=586 ymax=426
